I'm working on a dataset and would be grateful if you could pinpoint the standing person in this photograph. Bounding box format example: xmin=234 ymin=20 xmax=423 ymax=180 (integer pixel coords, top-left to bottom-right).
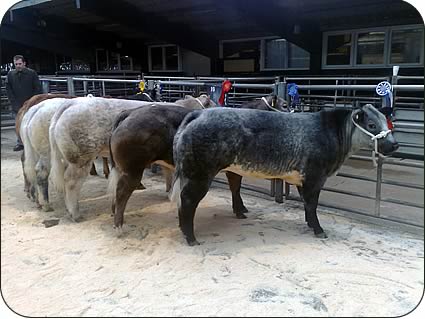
xmin=6 ymin=55 xmax=42 ymax=151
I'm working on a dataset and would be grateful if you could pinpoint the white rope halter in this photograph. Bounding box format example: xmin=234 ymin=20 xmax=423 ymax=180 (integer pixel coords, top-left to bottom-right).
xmin=261 ymin=97 xmax=283 ymax=113
xmin=194 ymin=97 xmax=206 ymax=109
xmin=142 ymin=92 xmax=154 ymax=102
xmin=351 ymin=114 xmax=391 ymax=166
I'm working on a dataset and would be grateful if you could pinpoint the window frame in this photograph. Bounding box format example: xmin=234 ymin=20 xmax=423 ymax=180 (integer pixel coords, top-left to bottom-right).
xmin=219 ymin=36 xmax=310 ymax=71
xmin=322 ymin=24 xmax=424 ymax=69
xmin=148 ymin=44 xmax=182 ymax=72
xmin=95 ymin=48 xmax=134 ymax=72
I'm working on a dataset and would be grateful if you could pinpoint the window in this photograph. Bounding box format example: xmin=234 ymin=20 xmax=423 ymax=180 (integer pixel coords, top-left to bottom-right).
xmin=96 ymin=49 xmax=133 ymax=72
xmin=323 ymin=25 xmax=424 ymax=69
xmin=120 ymin=55 xmax=133 ymax=71
xmin=356 ymin=31 xmax=385 ymax=65
xmin=390 ymin=28 xmax=423 ymax=64
xmin=264 ymin=39 xmax=287 ymax=69
xmin=96 ymin=49 xmax=108 ymax=71
xmin=165 ymin=46 xmax=178 ymax=70
xmin=148 ymin=45 xmax=181 ymax=72
xmin=262 ymin=38 xmax=310 ymax=70
xmin=222 ymin=40 xmax=260 ymax=59
xmin=326 ymin=34 xmax=352 ymax=65
xmin=288 ymin=43 xmax=310 ymax=68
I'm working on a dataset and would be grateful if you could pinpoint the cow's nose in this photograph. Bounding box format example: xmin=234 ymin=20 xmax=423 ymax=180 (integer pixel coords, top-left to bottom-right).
xmin=392 ymin=142 xmax=399 ymax=152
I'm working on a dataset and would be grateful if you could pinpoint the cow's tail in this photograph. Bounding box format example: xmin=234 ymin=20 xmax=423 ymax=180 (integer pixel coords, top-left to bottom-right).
xmin=168 ymin=168 xmax=181 ymax=207
xmin=169 ymin=110 xmax=203 ymax=205
xmin=107 ymin=108 xmax=136 ymax=203
xmin=48 ymin=106 xmax=69 ymax=194
xmin=21 ymin=123 xmax=37 ymax=190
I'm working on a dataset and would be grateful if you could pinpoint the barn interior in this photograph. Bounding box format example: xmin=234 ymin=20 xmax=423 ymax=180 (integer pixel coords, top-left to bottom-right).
xmin=1 ymin=0 xmax=423 ymax=76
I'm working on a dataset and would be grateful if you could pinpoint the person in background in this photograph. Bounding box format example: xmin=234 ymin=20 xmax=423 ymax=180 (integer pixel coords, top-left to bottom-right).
xmin=6 ymin=54 xmax=42 ymax=151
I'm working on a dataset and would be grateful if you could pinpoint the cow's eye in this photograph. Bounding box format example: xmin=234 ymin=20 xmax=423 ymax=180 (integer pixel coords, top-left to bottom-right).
xmin=368 ymin=123 xmax=377 ymax=130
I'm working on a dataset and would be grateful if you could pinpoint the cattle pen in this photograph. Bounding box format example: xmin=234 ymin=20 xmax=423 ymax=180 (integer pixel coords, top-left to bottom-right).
xmin=1 ymin=74 xmax=424 ymax=317
xmin=3 ymin=73 xmax=422 ymax=227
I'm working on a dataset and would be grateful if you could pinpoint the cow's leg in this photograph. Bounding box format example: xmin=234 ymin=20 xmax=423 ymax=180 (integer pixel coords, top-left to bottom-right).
xmin=35 ymin=157 xmax=53 ymax=212
xmin=299 ymin=185 xmax=326 ymax=238
xmin=179 ymin=177 xmax=212 ymax=246
xmin=21 ymin=151 xmax=31 ymax=196
xmin=162 ymin=166 xmax=174 ymax=192
xmin=64 ymin=162 xmax=91 ymax=221
xmin=225 ymin=171 xmax=248 ymax=218
xmin=89 ymin=162 xmax=98 ymax=176
xmin=296 ymin=186 xmax=309 ymax=225
xmin=102 ymin=157 xmax=110 ymax=179
xmin=114 ymin=169 xmax=144 ymax=231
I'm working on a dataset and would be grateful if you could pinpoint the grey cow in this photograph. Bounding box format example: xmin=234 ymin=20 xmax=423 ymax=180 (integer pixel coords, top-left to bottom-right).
xmin=172 ymin=104 xmax=399 ymax=245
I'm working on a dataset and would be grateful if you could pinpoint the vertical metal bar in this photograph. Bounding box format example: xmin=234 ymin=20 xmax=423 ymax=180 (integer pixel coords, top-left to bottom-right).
xmin=391 ymin=74 xmax=398 ymax=108
xmin=284 ymin=182 xmax=291 ymax=199
xmin=334 ymin=79 xmax=338 ymax=108
xmin=374 ymin=156 xmax=384 ymax=217
xmin=83 ymin=80 xmax=88 ymax=96
xmin=102 ymin=81 xmax=106 ymax=96
xmin=275 ymin=179 xmax=284 ymax=203
xmin=270 ymin=179 xmax=276 ymax=197
xmin=41 ymin=80 xmax=50 ymax=93
xmin=67 ymin=77 xmax=75 ymax=96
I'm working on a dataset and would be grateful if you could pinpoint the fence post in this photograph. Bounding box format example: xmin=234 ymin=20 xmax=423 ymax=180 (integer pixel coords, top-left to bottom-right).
xmin=273 ymin=79 xmax=287 ymax=203
xmin=41 ymin=80 xmax=50 ymax=93
xmin=83 ymin=80 xmax=88 ymax=96
xmin=391 ymin=67 xmax=399 ymax=108
xmin=102 ymin=81 xmax=106 ymax=96
xmin=374 ymin=156 xmax=384 ymax=216
xmin=66 ymin=77 xmax=75 ymax=96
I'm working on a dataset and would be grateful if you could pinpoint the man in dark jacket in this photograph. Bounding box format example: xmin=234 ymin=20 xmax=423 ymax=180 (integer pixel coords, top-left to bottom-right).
xmin=6 ymin=55 xmax=42 ymax=151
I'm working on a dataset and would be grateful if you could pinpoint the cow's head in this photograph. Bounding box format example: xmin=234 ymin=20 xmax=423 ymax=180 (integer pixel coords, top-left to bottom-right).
xmin=353 ymin=104 xmax=399 ymax=155
xmin=265 ymin=94 xmax=288 ymax=112
xmin=184 ymin=94 xmax=217 ymax=109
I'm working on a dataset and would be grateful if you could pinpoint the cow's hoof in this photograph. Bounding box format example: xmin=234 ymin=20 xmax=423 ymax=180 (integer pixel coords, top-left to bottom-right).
xmin=42 ymin=205 xmax=54 ymax=212
xmin=136 ymin=183 xmax=146 ymax=190
xmin=315 ymin=232 xmax=328 ymax=239
xmin=71 ymin=215 xmax=83 ymax=223
xmin=240 ymin=206 xmax=249 ymax=214
xmin=114 ymin=226 xmax=124 ymax=237
xmin=235 ymin=213 xmax=247 ymax=219
xmin=186 ymin=238 xmax=200 ymax=246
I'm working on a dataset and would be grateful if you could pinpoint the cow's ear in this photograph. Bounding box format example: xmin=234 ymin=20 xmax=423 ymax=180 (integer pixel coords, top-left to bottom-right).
xmin=272 ymin=95 xmax=277 ymax=107
xmin=354 ymin=109 xmax=365 ymax=123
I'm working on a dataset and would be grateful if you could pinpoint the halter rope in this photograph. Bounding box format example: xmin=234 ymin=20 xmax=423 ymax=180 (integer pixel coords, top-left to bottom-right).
xmin=261 ymin=97 xmax=283 ymax=113
xmin=142 ymin=92 xmax=154 ymax=102
xmin=194 ymin=97 xmax=206 ymax=109
xmin=351 ymin=114 xmax=391 ymax=166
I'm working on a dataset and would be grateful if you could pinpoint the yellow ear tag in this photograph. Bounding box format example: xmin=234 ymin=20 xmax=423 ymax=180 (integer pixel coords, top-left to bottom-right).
xmin=139 ymin=81 xmax=145 ymax=92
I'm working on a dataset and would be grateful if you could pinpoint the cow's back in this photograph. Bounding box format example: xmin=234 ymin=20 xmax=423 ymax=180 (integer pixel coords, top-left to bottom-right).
xmin=174 ymin=107 xmax=352 ymax=178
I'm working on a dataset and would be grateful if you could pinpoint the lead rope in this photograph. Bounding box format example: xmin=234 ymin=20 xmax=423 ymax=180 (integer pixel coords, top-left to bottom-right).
xmin=261 ymin=97 xmax=283 ymax=113
xmin=351 ymin=115 xmax=391 ymax=166
xmin=142 ymin=92 xmax=154 ymax=102
xmin=194 ymin=97 xmax=206 ymax=109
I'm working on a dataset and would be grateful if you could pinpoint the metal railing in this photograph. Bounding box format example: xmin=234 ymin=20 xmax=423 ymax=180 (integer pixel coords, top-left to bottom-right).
xmin=1 ymin=73 xmax=423 ymax=228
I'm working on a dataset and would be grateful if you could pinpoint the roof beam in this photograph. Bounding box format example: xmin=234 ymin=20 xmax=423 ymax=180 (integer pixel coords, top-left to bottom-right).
xmin=79 ymin=0 xmax=219 ymax=58
xmin=223 ymin=0 xmax=322 ymax=53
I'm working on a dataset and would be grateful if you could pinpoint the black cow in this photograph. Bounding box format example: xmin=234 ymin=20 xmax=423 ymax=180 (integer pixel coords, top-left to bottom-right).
xmin=172 ymin=104 xmax=399 ymax=245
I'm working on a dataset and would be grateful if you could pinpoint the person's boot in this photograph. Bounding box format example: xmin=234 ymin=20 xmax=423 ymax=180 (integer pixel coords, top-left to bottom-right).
xmin=13 ymin=144 xmax=24 ymax=152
